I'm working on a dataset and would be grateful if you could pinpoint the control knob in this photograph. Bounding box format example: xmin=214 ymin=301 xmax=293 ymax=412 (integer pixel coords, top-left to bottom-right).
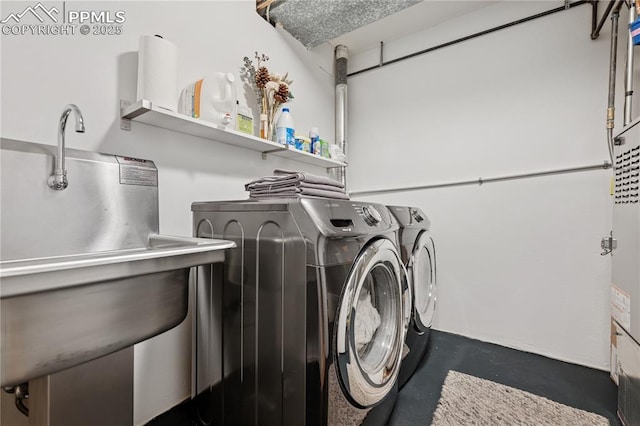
xmin=362 ymin=205 xmax=382 ymax=226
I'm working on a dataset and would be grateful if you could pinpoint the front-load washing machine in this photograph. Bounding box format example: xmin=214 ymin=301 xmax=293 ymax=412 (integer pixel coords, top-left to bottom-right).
xmin=387 ymin=206 xmax=437 ymax=389
xmin=191 ymin=198 xmax=410 ymax=425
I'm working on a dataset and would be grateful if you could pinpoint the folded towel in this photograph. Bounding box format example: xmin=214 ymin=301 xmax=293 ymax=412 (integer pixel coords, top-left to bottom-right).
xmin=244 ymin=169 xmax=349 ymax=201
xmin=247 ymin=181 xmax=347 ymax=194
xmin=249 ymin=186 xmax=346 ymax=197
xmin=245 ymin=169 xmax=344 ymax=190
xmin=250 ymin=194 xmax=351 ymax=200
xmin=274 ymin=169 xmax=345 ymax=187
xmin=249 ymin=194 xmax=298 ymax=199
xmin=249 ymin=186 xmax=350 ymax=200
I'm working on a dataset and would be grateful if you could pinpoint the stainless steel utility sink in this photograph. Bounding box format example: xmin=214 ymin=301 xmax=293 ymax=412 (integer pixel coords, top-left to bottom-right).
xmin=0 ymin=139 xmax=235 ymax=387
xmin=0 ymin=235 xmax=234 ymax=386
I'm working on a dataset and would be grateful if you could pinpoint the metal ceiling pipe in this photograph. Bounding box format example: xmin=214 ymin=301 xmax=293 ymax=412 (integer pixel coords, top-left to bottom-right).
xmin=350 ymin=1 xmax=588 ymax=77
xmin=334 ymin=45 xmax=348 ymax=188
xmin=592 ymin=1 xmax=599 ymax=36
xmin=624 ymin=5 xmax=637 ymax=126
xmin=592 ymin=0 xmax=616 ymax=39
xmin=606 ymin=1 xmax=625 ymax=165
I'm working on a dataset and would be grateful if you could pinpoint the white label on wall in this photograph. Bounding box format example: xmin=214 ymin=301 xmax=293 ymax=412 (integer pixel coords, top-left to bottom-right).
xmin=612 ymin=284 xmax=631 ymax=331
xmin=116 ymin=156 xmax=157 ymax=187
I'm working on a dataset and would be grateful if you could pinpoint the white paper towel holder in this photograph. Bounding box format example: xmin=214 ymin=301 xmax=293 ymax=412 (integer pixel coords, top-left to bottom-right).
xmin=137 ymin=33 xmax=178 ymax=113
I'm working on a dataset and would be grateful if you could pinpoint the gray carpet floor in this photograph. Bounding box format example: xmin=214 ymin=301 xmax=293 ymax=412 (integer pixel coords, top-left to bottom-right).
xmin=147 ymin=330 xmax=620 ymax=425
xmin=389 ymin=330 xmax=620 ymax=425
xmin=431 ymin=370 xmax=608 ymax=425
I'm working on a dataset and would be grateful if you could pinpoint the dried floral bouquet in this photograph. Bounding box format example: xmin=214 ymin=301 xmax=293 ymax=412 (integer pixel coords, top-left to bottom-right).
xmin=241 ymin=52 xmax=294 ymax=140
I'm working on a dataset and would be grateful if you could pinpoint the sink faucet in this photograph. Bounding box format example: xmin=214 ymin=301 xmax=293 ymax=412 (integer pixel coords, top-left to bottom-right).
xmin=48 ymin=104 xmax=85 ymax=190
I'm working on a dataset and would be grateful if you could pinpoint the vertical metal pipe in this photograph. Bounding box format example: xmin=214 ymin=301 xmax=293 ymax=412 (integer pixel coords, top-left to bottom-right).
xmin=334 ymin=45 xmax=348 ymax=188
xmin=606 ymin=7 xmax=621 ymax=164
xmin=592 ymin=0 xmax=598 ymax=36
xmin=624 ymin=5 xmax=637 ymax=125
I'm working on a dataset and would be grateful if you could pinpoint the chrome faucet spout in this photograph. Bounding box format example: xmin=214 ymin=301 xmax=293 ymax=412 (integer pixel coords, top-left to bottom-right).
xmin=48 ymin=104 xmax=84 ymax=190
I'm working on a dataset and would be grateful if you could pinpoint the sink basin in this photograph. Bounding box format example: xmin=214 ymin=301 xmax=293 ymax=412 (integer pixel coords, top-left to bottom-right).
xmin=0 ymin=234 xmax=235 ymax=386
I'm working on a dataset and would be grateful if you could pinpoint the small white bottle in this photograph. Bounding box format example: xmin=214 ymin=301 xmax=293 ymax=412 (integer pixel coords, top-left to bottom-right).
xmin=276 ymin=107 xmax=295 ymax=146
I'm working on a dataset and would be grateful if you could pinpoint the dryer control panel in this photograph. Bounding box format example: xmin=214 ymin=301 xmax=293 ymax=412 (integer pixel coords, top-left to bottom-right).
xmin=388 ymin=205 xmax=431 ymax=230
xmin=410 ymin=208 xmax=425 ymax=223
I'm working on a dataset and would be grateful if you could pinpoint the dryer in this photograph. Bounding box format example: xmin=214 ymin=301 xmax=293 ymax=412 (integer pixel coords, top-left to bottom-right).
xmin=387 ymin=206 xmax=437 ymax=389
xmin=191 ymin=198 xmax=410 ymax=425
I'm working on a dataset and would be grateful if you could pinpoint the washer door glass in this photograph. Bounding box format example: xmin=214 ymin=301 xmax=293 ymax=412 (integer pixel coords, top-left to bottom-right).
xmin=335 ymin=238 xmax=405 ymax=408
xmin=409 ymin=231 xmax=437 ymax=333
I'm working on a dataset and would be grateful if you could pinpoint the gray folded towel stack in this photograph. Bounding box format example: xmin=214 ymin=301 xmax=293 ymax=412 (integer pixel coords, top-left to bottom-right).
xmin=245 ymin=169 xmax=349 ymax=200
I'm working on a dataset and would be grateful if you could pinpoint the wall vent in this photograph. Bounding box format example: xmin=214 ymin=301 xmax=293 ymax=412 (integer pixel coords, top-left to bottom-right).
xmin=614 ymin=145 xmax=640 ymax=204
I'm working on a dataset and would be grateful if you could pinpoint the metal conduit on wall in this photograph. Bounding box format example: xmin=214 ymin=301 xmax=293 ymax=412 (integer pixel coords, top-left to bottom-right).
xmin=624 ymin=5 xmax=637 ymax=126
xmin=605 ymin=1 xmax=624 ymax=165
xmin=349 ymin=162 xmax=612 ymax=197
xmin=334 ymin=45 xmax=348 ymax=188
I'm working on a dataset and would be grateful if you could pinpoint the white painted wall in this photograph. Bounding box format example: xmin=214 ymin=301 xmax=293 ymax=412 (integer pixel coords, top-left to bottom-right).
xmin=345 ymin=1 xmax=635 ymax=369
xmin=2 ymin=0 xmax=635 ymax=421
xmin=1 ymin=1 xmax=334 ymax=423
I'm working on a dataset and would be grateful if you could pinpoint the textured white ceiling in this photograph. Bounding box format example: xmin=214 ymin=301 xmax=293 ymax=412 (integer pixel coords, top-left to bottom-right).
xmin=267 ymin=0 xmax=423 ymax=48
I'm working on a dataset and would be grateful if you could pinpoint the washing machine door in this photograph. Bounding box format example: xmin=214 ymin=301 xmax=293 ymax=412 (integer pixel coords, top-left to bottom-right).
xmin=408 ymin=230 xmax=437 ymax=334
xmin=335 ymin=238 xmax=407 ymax=408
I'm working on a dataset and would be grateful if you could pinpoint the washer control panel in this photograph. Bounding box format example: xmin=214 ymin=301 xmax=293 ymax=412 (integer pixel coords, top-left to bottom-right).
xmin=303 ymin=199 xmax=393 ymax=233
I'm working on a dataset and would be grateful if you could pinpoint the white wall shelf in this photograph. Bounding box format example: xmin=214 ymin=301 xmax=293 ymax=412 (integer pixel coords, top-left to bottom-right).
xmin=120 ymin=100 xmax=346 ymax=169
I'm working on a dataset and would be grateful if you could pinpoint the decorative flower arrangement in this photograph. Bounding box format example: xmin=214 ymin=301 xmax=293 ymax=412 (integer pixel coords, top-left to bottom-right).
xmin=241 ymin=52 xmax=294 ymax=140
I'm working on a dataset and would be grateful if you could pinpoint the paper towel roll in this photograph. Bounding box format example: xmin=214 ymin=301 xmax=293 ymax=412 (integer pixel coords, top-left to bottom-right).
xmin=137 ymin=35 xmax=178 ymax=112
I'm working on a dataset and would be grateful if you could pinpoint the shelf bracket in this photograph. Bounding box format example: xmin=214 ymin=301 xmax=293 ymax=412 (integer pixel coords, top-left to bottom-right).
xmin=325 ymin=162 xmax=347 ymax=173
xmin=120 ymin=99 xmax=132 ymax=131
xmin=261 ymin=147 xmax=284 ymax=160
xmin=120 ymin=99 xmax=154 ymax=130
